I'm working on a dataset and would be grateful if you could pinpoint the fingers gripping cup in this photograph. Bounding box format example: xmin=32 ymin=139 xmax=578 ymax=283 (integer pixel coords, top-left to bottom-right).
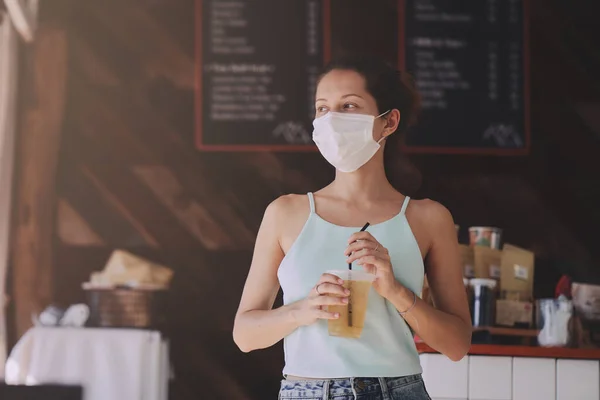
xmin=326 ymin=270 xmax=376 ymax=338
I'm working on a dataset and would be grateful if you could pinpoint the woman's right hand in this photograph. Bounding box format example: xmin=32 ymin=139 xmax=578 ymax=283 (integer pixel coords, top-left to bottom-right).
xmin=291 ymin=273 xmax=350 ymax=326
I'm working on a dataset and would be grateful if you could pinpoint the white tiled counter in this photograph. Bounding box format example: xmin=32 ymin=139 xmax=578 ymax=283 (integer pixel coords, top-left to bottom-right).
xmin=512 ymin=357 xmax=556 ymax=400
xmin=419 ymin=345 xmax=600 ymax=400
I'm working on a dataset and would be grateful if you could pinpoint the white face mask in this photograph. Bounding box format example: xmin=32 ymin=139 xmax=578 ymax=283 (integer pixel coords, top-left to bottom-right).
xmin=312 ymin=111 xmax=389 ymax=173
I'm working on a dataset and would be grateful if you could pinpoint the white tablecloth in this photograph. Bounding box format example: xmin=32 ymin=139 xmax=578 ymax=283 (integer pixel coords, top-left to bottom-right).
xmin=4 ymin=327 xmax=169 ymax=400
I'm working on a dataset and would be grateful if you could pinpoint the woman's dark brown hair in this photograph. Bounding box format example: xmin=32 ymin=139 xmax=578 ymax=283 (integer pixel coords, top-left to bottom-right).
xmin=319 ymin=55 xmax=421 ymax=190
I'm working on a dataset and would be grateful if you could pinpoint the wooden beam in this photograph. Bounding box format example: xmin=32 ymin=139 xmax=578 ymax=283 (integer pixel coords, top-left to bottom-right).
xmin=11 ymin=25 xmax=68 ymax=338
xmin=132 ymin=165 xmax=234 ymax=250
xmin=56 ymin=198 xmax=105 ymax=246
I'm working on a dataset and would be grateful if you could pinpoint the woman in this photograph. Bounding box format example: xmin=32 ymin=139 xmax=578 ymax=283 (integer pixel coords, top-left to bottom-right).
xmin=233 ymin=55 xmax=471 ymax=400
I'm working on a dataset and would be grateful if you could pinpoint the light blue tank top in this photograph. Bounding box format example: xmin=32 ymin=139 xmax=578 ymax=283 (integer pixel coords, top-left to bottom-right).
xmin=277 ymin=193 xmax=425 ymax=378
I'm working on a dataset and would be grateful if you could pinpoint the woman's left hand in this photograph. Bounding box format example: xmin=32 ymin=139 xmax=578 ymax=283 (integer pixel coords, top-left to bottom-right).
xmin=345 ymin=231 xmax=400 ymax=300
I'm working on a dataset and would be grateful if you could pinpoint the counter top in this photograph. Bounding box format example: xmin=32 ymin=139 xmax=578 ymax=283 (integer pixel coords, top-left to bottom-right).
xmin=416 ymin=342 xmax=600 ymax=360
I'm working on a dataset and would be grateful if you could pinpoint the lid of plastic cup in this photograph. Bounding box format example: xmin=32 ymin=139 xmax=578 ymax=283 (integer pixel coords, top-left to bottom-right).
xmin=326 ymin=270 xmax=376 ymax=282
xmin=468 ymin=226 xmax=502 ymax=233
xmin=469 ymin=278 xmax=497 ymax=289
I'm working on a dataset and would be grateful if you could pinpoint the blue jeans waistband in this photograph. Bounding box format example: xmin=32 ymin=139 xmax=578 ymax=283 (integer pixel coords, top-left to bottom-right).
xmin=279 ymin=374 xmax=429 ymax=400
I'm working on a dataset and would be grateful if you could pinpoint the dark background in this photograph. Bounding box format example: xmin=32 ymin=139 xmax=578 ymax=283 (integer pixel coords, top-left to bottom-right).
xmin=6 ymin=0 xmax=600 ymax=399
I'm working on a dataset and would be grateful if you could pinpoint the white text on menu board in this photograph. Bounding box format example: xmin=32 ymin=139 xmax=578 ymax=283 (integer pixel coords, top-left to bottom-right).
xmin=411 ymin=0 xmax=471 ymax=110
xmin=208 ymin=1 xmax=284 ymax=123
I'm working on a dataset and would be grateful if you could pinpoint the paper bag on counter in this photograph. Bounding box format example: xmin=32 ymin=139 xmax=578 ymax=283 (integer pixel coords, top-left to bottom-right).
xmin=90 ymin=250 xmax=174 ymax=288
xmin=496 ymin=299 xmax=533 ymax=327
xmin=572 ymin=282 xmax=600 ymax=322
xmin=474 ymin=246 xmax=502 ymax=280
xmin=459 ymin=245 xmax=475 ymax=278
xmin=500 ymin=244 xmax=534 ymax=301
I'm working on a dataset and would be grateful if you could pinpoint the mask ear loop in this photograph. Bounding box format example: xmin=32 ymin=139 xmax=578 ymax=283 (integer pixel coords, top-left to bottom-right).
xmin=376 ymin=110 xmax=392 ymax=143
xmin=376 ymin=110 xmax=391 ymax=119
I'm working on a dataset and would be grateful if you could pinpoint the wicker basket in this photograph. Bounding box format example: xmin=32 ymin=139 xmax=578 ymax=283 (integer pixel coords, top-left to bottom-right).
xmin=84 ymin=287 xmax=168 ymax=329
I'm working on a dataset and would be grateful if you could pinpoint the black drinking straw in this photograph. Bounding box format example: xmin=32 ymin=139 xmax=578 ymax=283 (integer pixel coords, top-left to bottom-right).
xmin=348 ymin=222 xmax=370 ymax=327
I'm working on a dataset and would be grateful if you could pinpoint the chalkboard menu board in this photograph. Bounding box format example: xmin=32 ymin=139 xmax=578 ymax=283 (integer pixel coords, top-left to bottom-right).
xmin=401 ymin=0 xmax=530 ymax=154
xmin=195 ymin=0 xmax=330 ymax=151
xmin=194 ymin=0 xmax=529 ymax=154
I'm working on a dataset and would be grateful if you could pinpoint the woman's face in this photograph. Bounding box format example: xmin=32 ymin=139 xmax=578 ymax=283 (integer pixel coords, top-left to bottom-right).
xmin=315 ymin=69 xmax=394 ymax=141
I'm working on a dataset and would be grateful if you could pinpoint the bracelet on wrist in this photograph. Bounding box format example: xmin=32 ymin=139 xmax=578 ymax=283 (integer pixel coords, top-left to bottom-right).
xmin=398 ymin=290 xmax=417 ymax=315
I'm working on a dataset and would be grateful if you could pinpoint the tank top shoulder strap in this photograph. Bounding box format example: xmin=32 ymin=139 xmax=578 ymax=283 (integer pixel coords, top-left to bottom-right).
xmin=400 ymin=196 xmax=411 ymax=215
xmin=307 ymin=192 xmax=316 ymax=214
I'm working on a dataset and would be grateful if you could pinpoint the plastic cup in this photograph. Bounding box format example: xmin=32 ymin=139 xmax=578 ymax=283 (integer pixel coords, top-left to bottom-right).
xmin=326 ymin=270 xmax=375 ymax=338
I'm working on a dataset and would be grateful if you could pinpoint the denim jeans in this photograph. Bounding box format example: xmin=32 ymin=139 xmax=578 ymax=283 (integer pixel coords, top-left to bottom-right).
xmin=279 ymin=374 xmax=431 ymax=400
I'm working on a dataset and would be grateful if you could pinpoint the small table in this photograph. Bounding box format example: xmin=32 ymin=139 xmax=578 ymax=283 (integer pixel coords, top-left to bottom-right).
xmin=5 ymin=327 xmax=169 ymax=400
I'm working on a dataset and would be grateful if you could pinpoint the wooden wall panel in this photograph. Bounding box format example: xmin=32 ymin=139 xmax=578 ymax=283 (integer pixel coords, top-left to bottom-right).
xmin=12 ymin=25 xmax=69 ymax=338
xmin=8 ymin=0 xmax=599 ymax=399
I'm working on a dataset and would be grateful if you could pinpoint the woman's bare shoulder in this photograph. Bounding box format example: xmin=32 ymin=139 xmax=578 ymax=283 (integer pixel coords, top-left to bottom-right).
xmin=408 ymin=198 xmax=453 ymax=221
xmin=265 ymin=194 xmax=312 ymax=253
xmin=263 ymin=194 xmax=311 ymax=232
xmin=406 ymin=198 xmax=456 ymax=239
xmin=266 ymin=193 xmax=310 ymax=216
xmin=406 ymin=198 xmax=456 ymax=259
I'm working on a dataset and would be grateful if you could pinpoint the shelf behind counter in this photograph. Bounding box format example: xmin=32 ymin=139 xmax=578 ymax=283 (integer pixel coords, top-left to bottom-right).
xmin=416 ymin=342 xmax=600 ymax=360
